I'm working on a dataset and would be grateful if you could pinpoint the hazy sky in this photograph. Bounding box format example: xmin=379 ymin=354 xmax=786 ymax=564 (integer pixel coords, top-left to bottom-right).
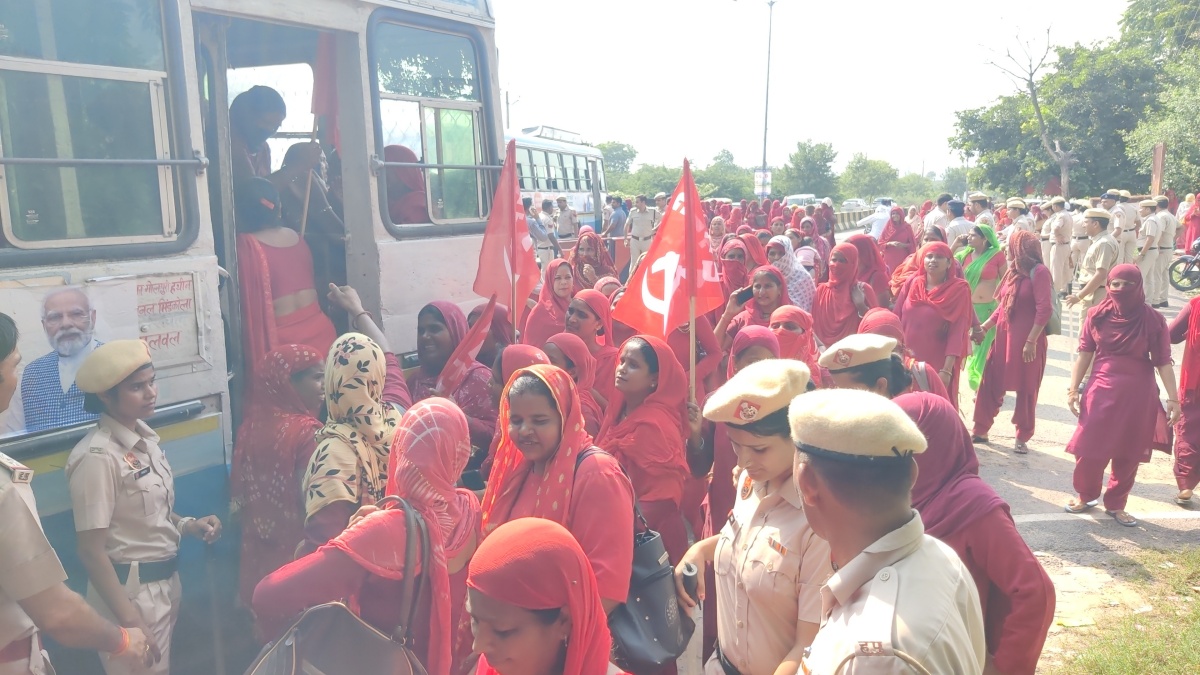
xmin=493 ymin=0 xmax=1129 ymax=177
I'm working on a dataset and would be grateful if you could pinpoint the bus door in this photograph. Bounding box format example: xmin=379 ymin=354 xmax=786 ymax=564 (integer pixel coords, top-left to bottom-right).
xmin=192 ymin=14 xmax=348 ymax=429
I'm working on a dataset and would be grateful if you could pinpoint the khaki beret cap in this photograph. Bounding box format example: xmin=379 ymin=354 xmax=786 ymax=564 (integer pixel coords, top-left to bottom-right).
xmin=1155 ymin=195 xmax=1169 ymax=208
xmin=789 ymin=389 xmax=927 ymax=461
xmin=818 ymin=333 xmax=897 ymax=371
xmin=653 ymin=192 xmax=668 ymax=200
xmin=1084 ymin=208 xmax=1112 ymax=221
xmin=967 ymin=192 xmax=989 ymax=203
xmin=703 ymin=359 xmax=811 ymax=424
xmin=1047 ymin=196 xmax=1066 ymax=207
xmin=1139 ymin=199 xmax=1158 ymax=209
xmin=1119 ymin=189 xmax=1132 ymax=199
xmin=1100 ymin=190 xmax=1119 ymax=200
xmin=1006 ymin=198 xmax=1027 ymax=210
xmin=76 ymin=340 xmax=153 ymax=394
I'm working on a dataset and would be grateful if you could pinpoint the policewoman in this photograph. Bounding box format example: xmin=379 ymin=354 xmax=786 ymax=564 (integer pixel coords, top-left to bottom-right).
xmin=790 ymin=389 xmax=985 ymax=675
xmin=65 ymin=340 xmax=221 ymax=674
xmin=674 ymin=359 xmax=830 ymax=675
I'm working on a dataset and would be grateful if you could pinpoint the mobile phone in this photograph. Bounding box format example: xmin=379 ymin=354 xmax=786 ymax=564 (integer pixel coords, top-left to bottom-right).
xmin=734 ymin=286 xmax=755 ymax=304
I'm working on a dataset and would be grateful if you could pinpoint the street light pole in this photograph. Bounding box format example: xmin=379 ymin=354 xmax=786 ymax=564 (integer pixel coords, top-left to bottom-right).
xmin=760 ymin=0 xmax=776 ymax=188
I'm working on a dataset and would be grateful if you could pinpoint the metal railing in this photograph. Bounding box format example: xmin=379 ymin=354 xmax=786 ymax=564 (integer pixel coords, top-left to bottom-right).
xmin=0 ymin=152 xmax=209 ymax=175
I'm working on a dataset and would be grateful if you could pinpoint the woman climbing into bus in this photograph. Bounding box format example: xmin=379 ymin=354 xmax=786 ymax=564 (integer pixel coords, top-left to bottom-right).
xmin=543 ymin=333 xmax=602 ymax=436
xmin=569 ymin=230 xmax=616 ymax=291
xmin=482 ymin=364 xmax=634 ymax=613
xmin=66 ymin=340 xmax=223 ymax=675
xmin=300 ymin=285 xmax=411 ymax=553
xmin=522 ymin=259 xmax=574 ymax=350
xmin=230 ymin=343 xmax=325 ymax=609
xmin=468 ymin=518 xmax=615 ymax=675
xmin=408 ymin=301 xmax=498 ymax=450
xmin=235 ymin=177 xmax=338 ymax=380
xmin=596 ymin=336 xmax=692 ymax=565
xmin=255 ymin=398 xmax=480 ymax=674
xmin=564 ymin=289 xmax=620 ymax=408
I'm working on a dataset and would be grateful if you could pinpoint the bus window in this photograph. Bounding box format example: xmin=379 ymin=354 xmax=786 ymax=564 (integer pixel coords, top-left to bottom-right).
xmin=569 ymin=155 xmax=583 ymax=191
xmin=0 ymin=0 xmax=178 ymax=249
xmin=373 ymin=22 xmax=487 ymax=226
xmin=227 ymin=63 xmax=314 ymax=173
xmin=517 ymin=147 xmax=535 ymax=190
xmin=532 ymin=150 xmax=549 ymax=191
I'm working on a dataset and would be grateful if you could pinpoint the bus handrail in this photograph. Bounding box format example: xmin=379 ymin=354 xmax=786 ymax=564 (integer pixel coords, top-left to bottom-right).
xmin=370 ymin=156 xmax=503 ymax=175
xmin=0 ymin=400 xmax=207 ymax=460
xmin=0 ymin=152 xmax=209 ymax=175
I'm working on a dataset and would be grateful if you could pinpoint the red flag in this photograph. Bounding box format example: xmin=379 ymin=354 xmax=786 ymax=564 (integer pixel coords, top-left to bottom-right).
xmin=612 ymin=160 xmax=724 ymax=338
xmin=474 ymin=140 xmax=540 ymax=316
xmin=436 ymin=295 xmax=497 ymax=396
xmin=311 ymin=32 xmax=340 ymax=151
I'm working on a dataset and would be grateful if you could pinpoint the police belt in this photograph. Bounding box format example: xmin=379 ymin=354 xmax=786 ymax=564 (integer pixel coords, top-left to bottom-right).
xmin=1074 ymin=236 xmax=1090 ymax=240
xmin=714 ymin=643 xmax=744 ymax=675
xmin=1040 ymin=236 xmax=1050 ymax=240
xmin=0 ymin=634 xmax=35 ymax=663
xmin=113 ymin=557 xmax=178 ymax=585
xmin=630 ymin=233 xmax=654 ymax=241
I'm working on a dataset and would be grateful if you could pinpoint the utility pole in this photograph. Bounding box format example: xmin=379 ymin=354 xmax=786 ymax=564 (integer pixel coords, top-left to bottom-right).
xmin=760 ymin=0 xmax=775 ymax=179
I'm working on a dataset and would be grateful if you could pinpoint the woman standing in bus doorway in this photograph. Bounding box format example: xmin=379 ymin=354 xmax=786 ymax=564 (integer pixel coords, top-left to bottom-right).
xmin=230 ymin=85 xmax=285 ymax=182
xmin=235 ymin=177 xmax=338 ymax=380
xmin=66 ymin=340 xmax=223 ymax=675
xmin=407 ymin=301 xmax=498 ymax=449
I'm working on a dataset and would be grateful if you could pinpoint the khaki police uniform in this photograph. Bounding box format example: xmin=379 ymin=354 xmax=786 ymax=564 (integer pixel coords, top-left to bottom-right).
xmin=0 ymin=454 xmax=64 ymax=675
xmin=700 ymin=360 xmax=829 ymax=675
xmin=625 ymin=207 xmax=659 ymax=269
xmin=1069 ymin=206 xmax=1091 ymax=280
xmin=1077 ymin=226 xmax=1120 ymax=321
xmin=1118 ymin=195 xmax=1141 ymax=264
xmin=1136 ymin=204 xmax=1163 ymax=309
xmin=1048 ymin=204 xmax=1074 ymax=293
xmin=555 ymin=204 xmax=579 ymax=238
xmin=66 ymin=415 xmax=180 ymax=675
xmin=787 ymin=389 xmax=986 ymax=675
xmin=1155 ymin=206 xmax=1179 ymax=306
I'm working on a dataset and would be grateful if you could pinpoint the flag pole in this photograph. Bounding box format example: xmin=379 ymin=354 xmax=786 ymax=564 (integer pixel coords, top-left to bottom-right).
xmin=683 ymin=159 xmax=698 ymax=405
xmin=298 ymin=116 xmax=320 ymax=239
xmin=511 ymin=183 xmax=519 ymax=344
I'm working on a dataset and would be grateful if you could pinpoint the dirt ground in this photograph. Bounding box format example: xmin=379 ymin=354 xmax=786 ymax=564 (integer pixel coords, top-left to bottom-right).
xmin=959 ymin=290 xmax=1198 ymax=672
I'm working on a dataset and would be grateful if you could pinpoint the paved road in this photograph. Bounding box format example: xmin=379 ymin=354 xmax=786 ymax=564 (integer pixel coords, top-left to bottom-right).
xmin=829 ymin=228 xmax=1198 ymax=670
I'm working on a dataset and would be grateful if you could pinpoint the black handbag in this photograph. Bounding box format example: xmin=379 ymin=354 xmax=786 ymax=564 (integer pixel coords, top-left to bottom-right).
xmin=576 ymin=448 xmax=696 ymax=675
xmin=242 ymin=496 xmax=431 ymax=675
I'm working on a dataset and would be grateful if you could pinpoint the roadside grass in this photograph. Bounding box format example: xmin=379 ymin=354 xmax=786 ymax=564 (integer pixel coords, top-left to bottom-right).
xmin=1045 ymin=548 xmax=1200 ymax=674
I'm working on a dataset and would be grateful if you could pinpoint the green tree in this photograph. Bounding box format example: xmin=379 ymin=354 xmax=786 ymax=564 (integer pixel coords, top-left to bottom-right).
xmin=695 ymin=150 xmax=754 ymax=200
xmin=1126 ymin=50 xmax=1200 ymax=191
xmin=839 ymin=154 xmax=897 ymax=201
xmin=775 ymin=140 xmax=839 ymax=200
xmin=893 ymin=173 xmax=937 ymax=207
xmin=608 ymin=164 xmax=680 ymax=199
xmin=596 ymin=141 xmax=637 ymax=175
xmin=941 ymin=167 xmax=969 ymax=195
xmin=1121 ymin=0 xmax=1200 ymax=57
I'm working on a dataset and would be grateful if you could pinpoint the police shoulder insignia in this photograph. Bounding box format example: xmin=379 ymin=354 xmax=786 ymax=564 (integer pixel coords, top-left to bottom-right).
xmin=739 ymin=473 xmax=753 ymax=500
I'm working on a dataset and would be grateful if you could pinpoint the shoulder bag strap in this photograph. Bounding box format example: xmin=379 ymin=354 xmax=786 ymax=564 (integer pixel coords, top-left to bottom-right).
xmin=575 ymin=446 xmax=650 ymax=533
xmin=384 ymin=496 xmax=428 ymax=645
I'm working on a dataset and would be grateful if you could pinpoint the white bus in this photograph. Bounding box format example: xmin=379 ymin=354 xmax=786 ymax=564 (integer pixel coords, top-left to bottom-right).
xmin=509 ymin=126 xmax=607 ymax=233
xmin=0 ymin=0 xmax=502 ymax=671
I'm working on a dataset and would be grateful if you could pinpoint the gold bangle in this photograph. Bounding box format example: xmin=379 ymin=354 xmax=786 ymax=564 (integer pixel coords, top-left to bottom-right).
xmin=111 ymin=627 xmax=130 ymax=656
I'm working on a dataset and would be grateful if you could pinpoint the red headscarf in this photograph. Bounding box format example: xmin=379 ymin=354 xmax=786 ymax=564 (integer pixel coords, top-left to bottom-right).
xmin=522 ymin=259 xmax=573 ymax=349
xmin=595 ymin=336 xmax=690 ymax=503
xmin=879 ymin=206 xmax=918 ymax=271
xmin=545 ymin=332 xmax=602 ymax=435
xmin=726 ymin=325 xmax=781 ymax=380
xmin=469 ymin=518 xmax=611 ymax=675
xmin=895 ymin=392 xmax=1009 ymax=540
xmin=728 ymin=206 xmax=745 ymax=229
xmin=1180 ymin=295 xmax=1200 ymax=398
xmin=813 ymin=243 xmax=863 ymax=346
xmin=482 ymin=364 xmax=592 ymax=531
xmin=330 ymin=398 xmax=480 ymax=675
xmin=998 ymin=229 xmax=1044 ymax=320
xmin=482 ymin=346 xmax=551 ymax=479
xmin=902 ymin=242 xmax=972 ymax=336
xmin=720 ymin=203 xmax=733 ymax=219
xmin=847 ymin=233 xmax=890 ymax=301
xmin=476 ymin=303 xmax=513 ymax=351
xmin=733 ymin=266 xmax=792 ymax=329
xmin=574 ymin=289 xmax=615 ymax=347
xmin=918 ymin=200 xmax=934 ymax=220
xmin=770 ymin=305 xmax=821 ymax=384
xmin=1090 ymin=264 xmax=1156 ymax=355
xmin=383 ymin=145 xmax=427 ymax=225
xmin=739 ymin=232 xmax=769 ymax=267
xmin=570 ymin=230 xmax=615 ymax=289
xmin=719 ymin=238 xmax=751 ymax=297
xmin=858 ymin=307 xmax=907 ymax=347
xmin=593 ymin=276 xmax=622 ymax=296
xmin=230 ymin=344 xmax=324 ymax=604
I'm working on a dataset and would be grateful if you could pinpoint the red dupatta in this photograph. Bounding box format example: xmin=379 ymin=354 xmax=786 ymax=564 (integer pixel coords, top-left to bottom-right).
xmin=725 ymin=325 xmax=780 ymax=379
xmin=770 ymin=305 xmax=822 ymax=385
xmin=896 ymin=392 xmax=1009 ymax=539
xmin=1180 ymin=295 xmax=1200 ymax=398
xmin=879 ymin=206 xmax=918 ymax=271
xmin=329 ymin=398 xmax=480 ymax=675
xmin=847 ymin=233 xmax=891 ymax=301
xmin=469 ymin=519 xmax=611 ymax=675
xmin=236 ymin=234 xmax=280 ymax=380
xmin=813 ymin=243 xmax=863 ymax=346
xmin=719 ymin=238 xmax=751 ymax=297
xmin=731 ymin=266 xmax=791 ymax=330
xmin=902 ymin=242 xmax=972 ymax=351
xmin=569 ymin=230 xmax=615 ymax=290
xmin=546 ymin=332 xmax=602 ymax=434
xmin=595 ymin=336 xmax=690 ymax=502
xmin=521 ymin=259 xmax=573 ymax=349
xmin=739 ymin=233 xmax=769 ymax=267
xmin=481 ymin=364 xmax=593 ymax=532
